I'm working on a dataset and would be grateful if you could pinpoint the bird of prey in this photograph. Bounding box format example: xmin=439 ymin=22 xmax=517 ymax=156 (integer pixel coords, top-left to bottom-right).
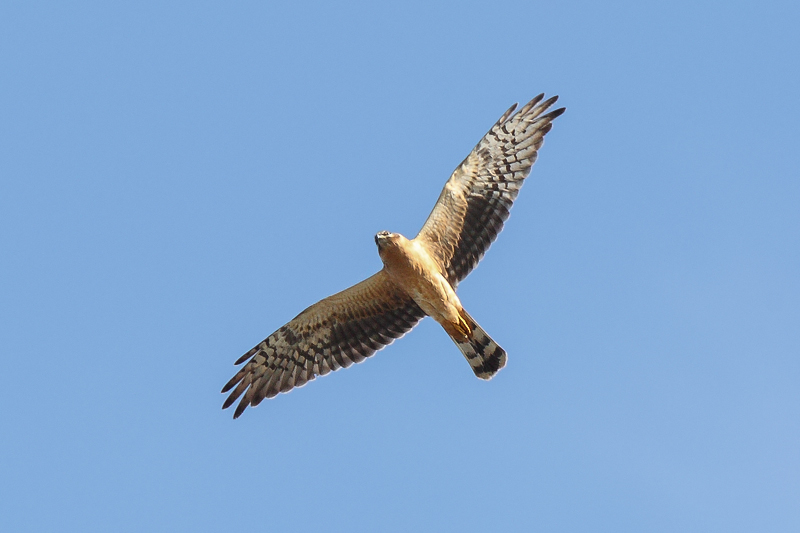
xmin=222 ymin=94 xmax=565 ymax=418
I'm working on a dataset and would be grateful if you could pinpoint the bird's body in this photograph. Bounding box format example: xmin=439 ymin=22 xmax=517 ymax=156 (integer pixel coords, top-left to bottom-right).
xmin=376 ymin=232 xmax=462 ymax=334
xmin=222 ymin=94 xmax=565 ymax=418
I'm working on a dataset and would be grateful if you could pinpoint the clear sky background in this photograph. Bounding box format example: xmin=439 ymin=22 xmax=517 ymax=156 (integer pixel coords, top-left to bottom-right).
xmin=1 ymin=1 xmax=798 ymax=531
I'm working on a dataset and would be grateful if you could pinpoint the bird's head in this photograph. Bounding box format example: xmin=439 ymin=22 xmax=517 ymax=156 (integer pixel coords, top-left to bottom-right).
xmin=374 ymin=231 xmax=407 ymax=263
xmin=374 ymin=230 xmax=394 ymax=250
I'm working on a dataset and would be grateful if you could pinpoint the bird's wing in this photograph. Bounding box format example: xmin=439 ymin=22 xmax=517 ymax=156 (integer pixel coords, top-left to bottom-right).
xmin=221 ymin=269 xmax=424 ymax=418
xmin=416 ymin=94 xmax=565 ymax=285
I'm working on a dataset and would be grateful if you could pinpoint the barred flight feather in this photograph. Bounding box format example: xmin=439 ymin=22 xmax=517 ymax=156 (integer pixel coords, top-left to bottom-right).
xmin=222 ymin=270 xmax=424 ymax=418
xmin=417 ymin=94 xmax=565 ymax=284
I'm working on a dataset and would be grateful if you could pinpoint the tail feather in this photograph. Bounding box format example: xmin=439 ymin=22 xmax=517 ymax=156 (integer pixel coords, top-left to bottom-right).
xmin=450 ymin=309 xmax=507 ymax=380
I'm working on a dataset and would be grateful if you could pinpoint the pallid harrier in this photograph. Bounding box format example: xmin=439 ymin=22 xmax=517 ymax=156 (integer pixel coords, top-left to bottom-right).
xmin=222 ymin=94 xmax=565 ymax=418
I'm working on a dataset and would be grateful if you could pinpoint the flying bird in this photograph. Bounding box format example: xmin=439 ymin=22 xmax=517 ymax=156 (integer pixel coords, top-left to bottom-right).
xmin=222 ymin=94 xmax=565 ymax=418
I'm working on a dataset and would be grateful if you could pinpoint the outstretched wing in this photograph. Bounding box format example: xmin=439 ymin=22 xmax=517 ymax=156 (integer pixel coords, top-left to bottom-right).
xmin=416 ymin=94 xmax=565 ymax=285
xmin=222 ymin=270 xmax=424 ymax=418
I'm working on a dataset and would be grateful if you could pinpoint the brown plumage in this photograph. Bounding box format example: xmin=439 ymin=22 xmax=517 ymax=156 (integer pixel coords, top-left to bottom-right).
xmin=222 ymin=94 xmax=565 ymax=418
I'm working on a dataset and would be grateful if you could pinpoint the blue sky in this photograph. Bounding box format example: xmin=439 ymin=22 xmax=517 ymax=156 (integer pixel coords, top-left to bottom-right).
xmin=1 ymin=1 xmax=798 ymax=531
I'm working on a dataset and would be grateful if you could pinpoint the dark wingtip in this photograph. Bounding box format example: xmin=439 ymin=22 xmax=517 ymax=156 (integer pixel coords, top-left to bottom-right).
xmin=234 ymin=352 xmax=253 ymax=365
xmin=496 ymin=102 xmax=519 ymax=126
xmin=537 ymin=95 xmax=559 ymax=112
xmin=233 ymin=398 xmax=249 ymax=419
xmin=222 ymin=393 xmax=237 ymax=410
xmin=516 ymin=94 xmax=546 ymax=117
xmin=220 ymin=374 xmax=239 ymax=394
xmin=548 ymin=106 xmax=567 ymax=119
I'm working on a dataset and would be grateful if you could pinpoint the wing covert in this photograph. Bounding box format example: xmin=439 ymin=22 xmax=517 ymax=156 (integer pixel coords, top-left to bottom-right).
xmin=416 ymin=94 xmax=565 ymax=285
xmin=221 ymin=269 xmax=424 ymax=418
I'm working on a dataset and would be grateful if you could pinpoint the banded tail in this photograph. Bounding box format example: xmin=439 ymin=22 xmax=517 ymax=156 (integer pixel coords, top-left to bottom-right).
xmin=450 ymin=309 xmax=507 ymax=379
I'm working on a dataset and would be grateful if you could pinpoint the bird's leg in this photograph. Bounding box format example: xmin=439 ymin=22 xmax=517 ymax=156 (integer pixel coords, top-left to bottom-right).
xmin=455 ymin=312 xmax=472 ymax=338
xmin=442 ymin=313 xmax=472 ymax=343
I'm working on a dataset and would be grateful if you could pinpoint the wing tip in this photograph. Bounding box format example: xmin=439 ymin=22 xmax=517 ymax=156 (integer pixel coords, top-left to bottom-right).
xmin=518 ymin=93 xmax=545 ymax=116
xmin=221 ymin=393 xmax=237 ymax=410
xmin=505 ymin=93 xmax=565 ymax=125
xmin=233 ymin=398 xmax=248 ymax=419
xmin=495 ymin=102 xmax=518 ymax=126
xmin=220 ymin=374 xmax=240 ymax=394
xmin=234 ymin=351 xmax=253 ymax=366
xmin=547 ymin=106 xmax=567 ymax=120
